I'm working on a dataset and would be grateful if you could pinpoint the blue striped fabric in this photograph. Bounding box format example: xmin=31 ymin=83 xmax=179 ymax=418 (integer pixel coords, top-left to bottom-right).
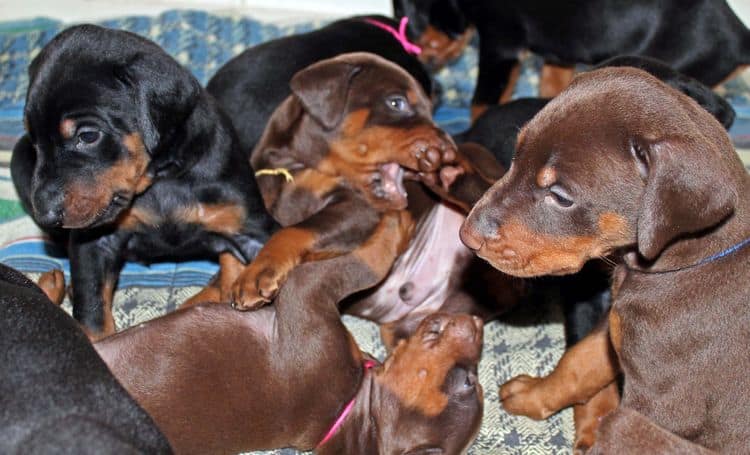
xmin=1 ymin=9 xmax=749 ymax=289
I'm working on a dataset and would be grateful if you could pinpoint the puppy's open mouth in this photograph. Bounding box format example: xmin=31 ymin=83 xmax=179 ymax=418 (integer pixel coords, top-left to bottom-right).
xmin=371 ymin=163 xmax=408 ymax=209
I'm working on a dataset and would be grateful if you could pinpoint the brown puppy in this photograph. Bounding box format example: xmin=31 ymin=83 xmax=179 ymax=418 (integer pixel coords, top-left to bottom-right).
xmin=95 ymin=210 xmax=484 ymax=454
xmin=460 ymin=67 xmax=750 ymax=451
xmin=209 ymin=52 xmax=457 ymax=310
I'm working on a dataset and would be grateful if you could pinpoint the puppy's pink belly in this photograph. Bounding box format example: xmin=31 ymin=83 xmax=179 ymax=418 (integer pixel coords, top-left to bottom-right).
xmin=352 ymin=203 xmax=473 ymax=322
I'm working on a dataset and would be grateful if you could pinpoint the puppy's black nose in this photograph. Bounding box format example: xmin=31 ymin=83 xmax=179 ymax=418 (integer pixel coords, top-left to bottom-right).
xmin=32 ymin=186 xmax=65 ymax=228
xmin=35 ymin=206 xmax=63 ymax=228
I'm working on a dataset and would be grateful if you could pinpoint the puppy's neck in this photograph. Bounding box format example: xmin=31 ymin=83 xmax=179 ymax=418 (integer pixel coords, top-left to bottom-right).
xmin=315 ymin=370 xmax=378 ymax=454
xmin=629 ymin=178 xmax=750 ymax=272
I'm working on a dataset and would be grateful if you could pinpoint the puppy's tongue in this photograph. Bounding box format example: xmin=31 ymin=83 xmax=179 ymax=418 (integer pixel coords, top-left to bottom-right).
xmin=380 ymin=163 xmax=408 ymax=208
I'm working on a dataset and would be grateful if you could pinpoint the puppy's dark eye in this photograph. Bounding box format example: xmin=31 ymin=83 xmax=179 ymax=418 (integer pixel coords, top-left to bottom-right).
xmin=463 ymin=371 xmax=476 ymax=389
xmin=77 ymin=129 xmax=101 ymax=145
xmin=446 ymin=366 xmax=478 ymax=397
xmin=630 ymin=139 xmax=650 ymax=178
xmin=386 ymin=94 xmax=411 ymax=113
xmin=547 ymin=185 xmax=574 ymax=208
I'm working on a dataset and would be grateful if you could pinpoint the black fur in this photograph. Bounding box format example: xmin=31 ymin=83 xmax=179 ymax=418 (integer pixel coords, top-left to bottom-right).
xmin=396 ymin=0 xmax=750 ymax=106
xmin=11 ymin=24 xmax=278 ymax=332
xmin=207 ymin=15 xmax=434 ymax=153
xmin=0 ymin=264 xmax=172 ymax=454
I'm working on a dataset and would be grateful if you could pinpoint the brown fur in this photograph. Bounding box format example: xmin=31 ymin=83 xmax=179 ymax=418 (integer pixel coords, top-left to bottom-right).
xmin=463 ymin=67 xmax=750 ymax=451
xmin=573 ymin=382 xmax=620 ymax=453
xmin=63 ymin=133 xmax=151 ymax=228
xmin=175 ymin=203 xmax=246 ymax=235
xmin=116 ymin=206 xmax=160 ymax=231
xmin=181 ymin=252 xmax=244 ymax=307
xmin=500 ymin=321 xmax=619 ymax=420
xmin=223 ymin=53 xmax=456 ymax=310
xmin=37 ymin=269 xmax=66 ymax=305
xmin=417 ymin=25 xmax=475 ymax=69
xmin=539 ymin=63 xmax=576 ymax=98
xmin=498 ymin=63 xmax=522 ymax=105
xmin=95 ymin=208 xmax=483 ymax=454
xmin=59 ymin=119 xmax=76 ymax=139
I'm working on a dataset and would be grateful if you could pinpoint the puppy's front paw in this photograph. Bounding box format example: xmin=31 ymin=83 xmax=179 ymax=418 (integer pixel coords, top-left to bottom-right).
xmin=231 ymin=264 xmax=286 ymax=311
xmin=412 ymin=139 xmax=456 ymax=174
xmin=499 ymin=375 xmax=555 ymax=420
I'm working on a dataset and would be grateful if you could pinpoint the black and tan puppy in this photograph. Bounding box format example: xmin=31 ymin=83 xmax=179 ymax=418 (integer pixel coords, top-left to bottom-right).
xmin=95 ymin=212 xmax=484 ymax=454
xmin=461 ymin=67 xmax=750 ymax=452
xmin=395 ymin=0 xmax=750 ymax=118
xmin=0 ymin=264 xmax=171 ymax=454
xmin=11 ymin=24 xmax=277 ymax=336
xmin=207 ymin=15 xmax=433 ymax=154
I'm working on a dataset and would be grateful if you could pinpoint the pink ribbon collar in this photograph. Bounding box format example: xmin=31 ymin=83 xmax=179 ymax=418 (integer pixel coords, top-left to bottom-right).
xmin=316 ymin=359 xmax=377 ymax=449
xmin=365 ymin=17 xmax=422 ymax=55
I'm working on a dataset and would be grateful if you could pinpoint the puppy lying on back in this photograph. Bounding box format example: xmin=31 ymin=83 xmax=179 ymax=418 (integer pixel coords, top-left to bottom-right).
xmin=95 ymin=211 xmax=485 ymax=454
xmin=194 ymin=52 xmax=522 ymax=353
xmin=11 ymin=24 xmax=276 ymax=336
xmin=461 ymin=67 xmax=750 ymax=452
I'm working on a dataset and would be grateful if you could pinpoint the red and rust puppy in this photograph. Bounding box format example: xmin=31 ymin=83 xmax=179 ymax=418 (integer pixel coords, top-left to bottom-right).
xmin=95 ymin=211 xmax=484 ymax=454
xmin=205 ymin=52 xmax=458 ymax=310
xmin=461 ymin=67 xmax=750 ymax=452
xmin=395 ymin=0 xmax=750 ymax=119
xmin=197 ymin=52 xmax=523 ymax=349
xmin=11 ymin=25 xmax=276 ymax=337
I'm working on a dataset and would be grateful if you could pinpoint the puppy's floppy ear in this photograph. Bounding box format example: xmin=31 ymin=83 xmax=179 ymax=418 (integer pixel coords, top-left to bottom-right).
xmin=249 ymin=98 xmax=310 ymax=224
xmin=115 ymin=51 xmax=201 ymax=153
xmin=289 ymin=59 xmax=362 ymax=130
xmin=635 ymin=136 xmax=736 ymax=260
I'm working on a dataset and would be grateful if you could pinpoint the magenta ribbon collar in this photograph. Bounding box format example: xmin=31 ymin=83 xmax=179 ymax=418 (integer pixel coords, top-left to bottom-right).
xmin=364 ymin=17 xmax=422 ymax=55
xmin=316 ymin=359 xmax=377 ymax=448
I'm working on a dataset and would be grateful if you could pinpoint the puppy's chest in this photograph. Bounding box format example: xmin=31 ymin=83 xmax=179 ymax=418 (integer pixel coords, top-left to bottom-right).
xmin=352 ymin=203 xmax=472 ymax=322
xmin=615 ymin=262 xmax=750 ymax=395
xmin=116 ymin=186 xmax=248 ymax=257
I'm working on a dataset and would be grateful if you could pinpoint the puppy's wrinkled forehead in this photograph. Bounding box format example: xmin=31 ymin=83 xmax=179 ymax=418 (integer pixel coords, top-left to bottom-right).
xmin=345 ymin=53 xmax=432 ymax=115
xmin=521 ymin=67 xmax=715 ymax=150
xmin=513 ymin=67 xmax=726 ymax=181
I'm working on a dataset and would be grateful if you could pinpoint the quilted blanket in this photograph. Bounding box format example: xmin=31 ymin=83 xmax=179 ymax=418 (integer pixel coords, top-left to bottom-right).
xmin=1 ymin=10 xmax=749 ymax=454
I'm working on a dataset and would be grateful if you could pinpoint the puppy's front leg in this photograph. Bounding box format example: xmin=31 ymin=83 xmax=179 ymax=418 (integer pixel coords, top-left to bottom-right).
xmin=69 ymin=231 xmax=126 ymax=338
xmin=231 ymin=189 xmax=382 ymax=310
xmin=473 ymin=50 xmax=521 ymax=119
xmin=500 ymin=319 xmax=619 ymax=420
